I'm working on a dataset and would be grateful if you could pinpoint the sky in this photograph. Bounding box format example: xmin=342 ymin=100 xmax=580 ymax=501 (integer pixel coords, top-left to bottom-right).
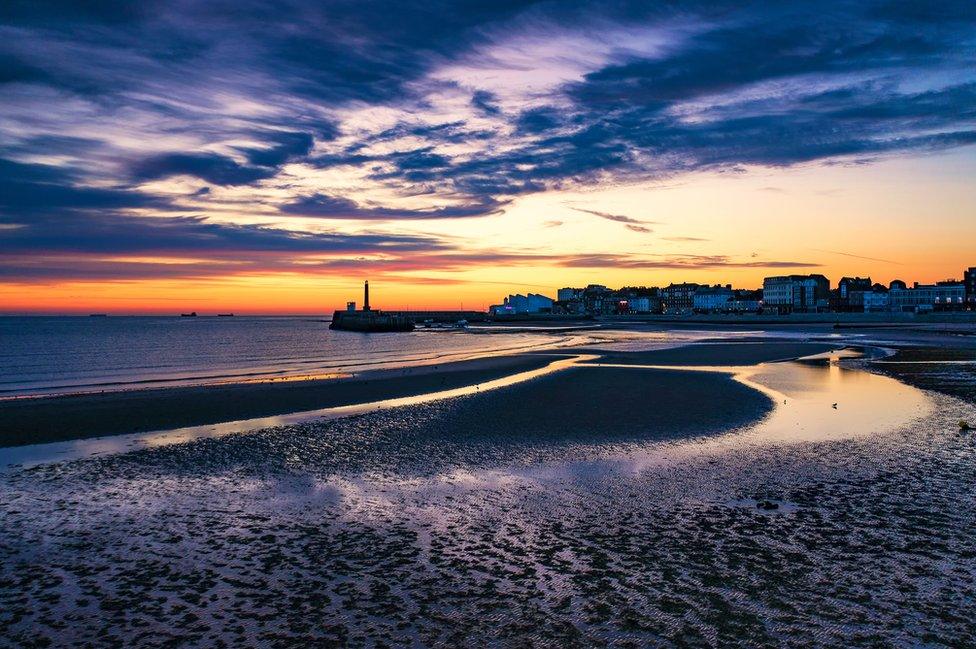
xmin=1 ymin=0 xmax=974 ymax=314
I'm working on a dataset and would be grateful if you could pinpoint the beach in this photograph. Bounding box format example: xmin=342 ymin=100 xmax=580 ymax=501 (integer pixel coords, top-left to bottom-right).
xmin=0 ymin=354 xmax=556 ymax=447
xmin=2 ymin=328 xmax=976 ymax=646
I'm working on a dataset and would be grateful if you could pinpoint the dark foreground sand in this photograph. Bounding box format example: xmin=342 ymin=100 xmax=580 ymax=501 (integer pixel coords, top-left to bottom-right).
xmin=1 ymin=350 xmax=975 ymax=647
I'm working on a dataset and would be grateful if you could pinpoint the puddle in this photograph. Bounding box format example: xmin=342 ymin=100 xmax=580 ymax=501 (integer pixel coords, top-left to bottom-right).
xmin=735 ymin=352 xmax=933 ymax=444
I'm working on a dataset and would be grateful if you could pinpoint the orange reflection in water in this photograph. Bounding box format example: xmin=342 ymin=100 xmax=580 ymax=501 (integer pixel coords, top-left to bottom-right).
xmin=736 ymin=356 xmax=932 ymax=443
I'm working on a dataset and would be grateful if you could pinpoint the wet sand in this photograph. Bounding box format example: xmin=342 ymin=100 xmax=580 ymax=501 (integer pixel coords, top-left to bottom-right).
xmin=0 ymin=354 xmax=555 ymax=447
xmin=1 ymin=343 xmax=974 ymax=646
xmin=868 ymin=346 xmax=976 ymax=405
xmin=579 ymin=341 xmax=839 ymax=366
xmin=3 ymin=334 xmax=976 ymax=646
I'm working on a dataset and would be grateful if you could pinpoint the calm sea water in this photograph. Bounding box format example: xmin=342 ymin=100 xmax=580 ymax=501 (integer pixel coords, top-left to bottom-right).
xmin=0 ymin=316 xmax=609 ymax=397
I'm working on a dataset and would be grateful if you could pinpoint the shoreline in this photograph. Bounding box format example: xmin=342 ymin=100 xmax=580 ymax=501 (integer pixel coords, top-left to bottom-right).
xmin=0 ymin=354 xmax=556 ymax=447
xmin=0 ymin=341 xmax=839 ymax=450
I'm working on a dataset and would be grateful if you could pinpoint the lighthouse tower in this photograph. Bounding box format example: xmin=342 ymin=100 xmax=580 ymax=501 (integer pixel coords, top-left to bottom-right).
xmin=363 ymin=280 xmax=371 ymax=311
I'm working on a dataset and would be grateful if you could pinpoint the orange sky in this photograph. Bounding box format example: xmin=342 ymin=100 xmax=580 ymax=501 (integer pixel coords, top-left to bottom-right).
xmin=5 ymin=149 xmax=974 ymax=315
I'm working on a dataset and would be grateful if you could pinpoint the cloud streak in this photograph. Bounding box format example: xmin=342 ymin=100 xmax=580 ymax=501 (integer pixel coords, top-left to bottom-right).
xmin=568 ymin=207 xmax=656 ymax=233
xmin=280 ymin=194 xmax=508 ymax=220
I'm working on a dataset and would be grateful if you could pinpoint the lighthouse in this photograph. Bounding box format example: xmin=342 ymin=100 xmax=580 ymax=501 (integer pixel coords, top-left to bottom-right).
xmin=330 ymin=279 xmax=412 ymax=331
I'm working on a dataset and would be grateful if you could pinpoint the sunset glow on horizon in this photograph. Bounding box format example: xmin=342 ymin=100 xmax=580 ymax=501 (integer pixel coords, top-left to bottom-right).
xmin=2 ymin=1 xmax=974 ymax=314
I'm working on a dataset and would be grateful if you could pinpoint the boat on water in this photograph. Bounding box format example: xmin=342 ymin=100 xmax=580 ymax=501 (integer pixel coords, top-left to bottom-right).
xmin=180 ymin=312 xmax=197 ymax=317
xmin=217 ymin=313 xmax=234 ymax=317
xmin=330 ymin=281 xmax=414 ymax=333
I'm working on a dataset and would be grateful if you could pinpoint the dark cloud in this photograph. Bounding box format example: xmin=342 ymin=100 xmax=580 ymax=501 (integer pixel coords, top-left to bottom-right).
xmin=471 ymin=89 xmax=501 ymax=115
xmin=869 ymin=0 xmax=976 ymax=24
xmin=568 ymin=11 xmax=968 ymax=110
xmin=0 ymin=0 xmax=545 ymax=100
xmin=280 ymin=194 xmax=508 ymax=220
xmin=0 ymin=158 xmax=173 ymax=214
xmin=0 ymin=52 xmax=48 ymax=84
xmin=0 ymin=210 xmax=443 ymax=257
xmin=130 ymin=152 xmax=279 ymax=186
xmin=514 ymin=106 xmax=564 ymax=134
xmin=361 ymin=121 xmax=496 ymax=148
xmin=239 ymin=131 xmax=315 ymax=167
xmin=625 ymin=224 xmax=652 ymax=234
xmin=7 ymin=0 xmax=973 ymax=204
xmin=390 ymin=148 xmax=452 ymax=171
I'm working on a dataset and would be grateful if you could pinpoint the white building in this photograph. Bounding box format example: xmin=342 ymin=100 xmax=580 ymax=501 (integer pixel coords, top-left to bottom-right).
xmin=693 ymin=285 xmax=733 ymax=313
xmin=489 ymin=293 xmax=554 ymax=315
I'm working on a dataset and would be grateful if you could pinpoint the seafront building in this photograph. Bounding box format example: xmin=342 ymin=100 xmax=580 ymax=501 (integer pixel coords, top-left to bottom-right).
xmin=727 ymin=290 xmax=763 ymax=313
xmin=615 ymin=286 xmax=662 ymax=314
xmin=557 ymin=287 xmax=582 ymax=302
xmin=626 ymin=297 xmax=653 ymax=313
xmin=661 ymin=283 xmax=700 ymax=314
xmin=849 ymin=287 xmax=890 ymax=312
xmin=888 ymin=281 xmax=966 ymax=313
xmin=488 ymin=293 xmax=554 ymax=316
xmin=832 ymin=276 xmax=873 ymax=312
xmin=692 ymin=285 xmax=734 ymax=313
xmin=761 ymin=275 xmax=831 ymax=314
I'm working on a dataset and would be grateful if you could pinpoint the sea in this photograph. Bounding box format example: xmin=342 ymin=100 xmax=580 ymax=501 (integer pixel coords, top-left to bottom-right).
xmin=0 ymin=315 xmax=630 ymax=398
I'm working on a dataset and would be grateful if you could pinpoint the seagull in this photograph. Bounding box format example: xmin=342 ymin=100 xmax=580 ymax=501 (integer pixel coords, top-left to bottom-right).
xmin=832 ymin=403 xmax=838 ymax=409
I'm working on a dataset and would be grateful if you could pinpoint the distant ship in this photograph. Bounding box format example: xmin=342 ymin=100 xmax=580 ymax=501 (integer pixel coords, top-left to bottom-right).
xmin=88 ymin=313 xmax=108 ymax=317
xmin=180 ymin=312 xmax=197 ymax=317
xmin=217 ymin=313 xmax=234 ymax=317
xmin=330 ymin=281 xmax=414 ymax=332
